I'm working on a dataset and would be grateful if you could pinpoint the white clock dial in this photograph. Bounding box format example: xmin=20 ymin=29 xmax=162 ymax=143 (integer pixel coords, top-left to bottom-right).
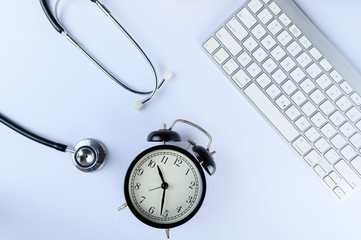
xmin=125 ymin=146 xmax=206 ymax=228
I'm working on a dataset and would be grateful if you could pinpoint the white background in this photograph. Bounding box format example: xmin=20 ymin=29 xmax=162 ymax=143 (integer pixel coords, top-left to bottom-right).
xmin=1 ymin=0 xmax=361 ymax=239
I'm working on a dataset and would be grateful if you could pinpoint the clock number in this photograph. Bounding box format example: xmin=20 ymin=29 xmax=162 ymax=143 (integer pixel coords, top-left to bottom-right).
xmin=148 ymin=206 xmax=155 ymax=214
xmin=173 ymin=158 xmax=183 ymax=167
xmin=148 ymin=160 xmax=156 ymax=168
xmin=134 ymin=182 xmax=141 ymax=190
xmin=136 ymin=168 xmax=144 ymax=176
xmin=161 ymin=156 xmax=168 ymax=164
xmin=162 ymin=210 xmax=169 ymax=218
xmin=176 ymin=206 xmax=182 ymax=213
xmin=189 ymin=181 xmax=196 ymax=189
xmin=185 ymin=168 xmax=190 ymax=175
xmin=140 ymin=196 xmax=146 ymax=204
xmin=186 ymin=196 xmax=193 ymax=203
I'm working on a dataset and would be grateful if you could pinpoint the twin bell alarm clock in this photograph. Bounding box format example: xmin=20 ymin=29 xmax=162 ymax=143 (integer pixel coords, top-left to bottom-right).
xmin=118 ymin=119 xmax=217 ymax=238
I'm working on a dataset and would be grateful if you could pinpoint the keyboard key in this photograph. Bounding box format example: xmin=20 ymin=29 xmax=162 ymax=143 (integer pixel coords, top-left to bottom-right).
xmin=281 ymin=57 xmax=296 ymax=72
xmin=290 ymin=68 xmax=306 ymax=83
xmin=299 ymin=36 xmax=312 ymax=49
xmin=311 ymin=112 xmax=326 ymax=128
xmin=248 ymin=0 xmax=263 ymax=13
xmin=309 ymin=47 xmax=322 ymax=60
xmin=276 ymin=95 xmax=291 ymax=110
xmin=330 ymin=134 xmax=347 ymax=149
xmin=350 ymin=133 xmax=361 ymax=149
xmin=316 ymin=74 xmax=332 ymax=90
xmin=285 ymin=105 xmax=301 ymax=121
xmin=252 ymin=24 xmax=267 ymax=39
xmin=300 ymin=78 xmax=315 ymax=94
xmin=329 ymin=171 xmax=352 ymax=195
xmin=289 ymin=24 xmax=301 ymax=37
xmin=272 ymin=69 xmax=287 ymax=84
xmin=279 ymin=13 xmax=291 ymax=26
xmin=262 ymin=0 xmax=270 ymax=3
xmin=295 ymin=116 xmax=310 ymax=131
xmin=320 ymin=123 xmax=337 ymax=138
xmin=301 ymin=101 xmax=316 ymax=117
xmin=314 ymin=165 xmax=326 ymax=177
xmin=245 ymin=83 xmax=299 ymax=142
xmin=336 ymin=96 xmax=352 ymax=111
xmin=351 ymin=156 xmax=361 ymax=175
xmin=304 ymin=150 xmax=321 ymax=166
xmin=333 ymin=187 xmax=347 ymax=200
xmin=203 ymin=37 xmax=220 ymax=54
xmin=291 ymin=90 xmax=307 ymax=106
xmin=292 ymin=136 xmax=311 ymax=155
xmin=296 ymin=52 xmax=312 ymax=68
xmin=256 ymin=73 xmax=271 ymax=88
xmin=271 ymin=46 xmax=286 ymax=61
xmin=232 ymin=69 xmax=251 ymax=88
xmin=222 ymin=59 xmax=239 ymax=75
xmin=261 ymin=35 xmax=276 ymax=50
xmin=340 ymin=81 xmax=353 ymax=94
xmin=330 ymin=70 xmax=343 ymax=83
xmin=277 ymin=30 xmax=292 ymax=46
xmin=319 ymin=100 xmax=335 ymax=116
xmin=324 ymin=176 xmax=337 ymax=189
xmin=237 ymin=52 xmax=252 ymax=67
xmin=356 ymin=120 xmax=361 ymax=131
xmin=282 ymin=80 xmax=297 ymax=95
xmin=262 ymin=58 xmax=277 ymax=73
xmin=257 ymin=8 xmax=273 ymax=24
xmin=339 ymin=122 xmax=356 ymax=138
xmin=237 ymin=8 xmax=257 ymax=28
xmin=253 ymin=47 xmax=268 ymax=62
xmin=329 ymin=111 xmax=345 ymax=127
xmin=226 ymin=17 xmax=249 ymax=41
xmin=346 ymin=107 xmax=361 ymax=123
xmin=340 ymin=145 xmax=357 ymax=161
xmin=350 ymin=93 xmax=361 ymax=106
xmin=306 ymin=63 xmax=322 ymax=78
xmin=334 ymin=160 xmax=361 ymax=188
xmin=324 ymin=149 xmax=341 ymax=164
xmin=247 ymin=62 xmax=262 ymax=77
xmin=315 ymin=138 xmax=330 ymax=153
xmin=266 ymin=84 xmax=281 ymax=99
xmin=310 ymin=89 xmax=325 ymax=105
xmin=243 ymin=36 xmax=258 ymax=52
xmin=267 ymin=19 xmax=283 ymax=35
xmin=287 ymin=41 xmax=302 ymax=57
xmin=216 ymin=27 xmax=243 ymax=56
xmin=320 ymin=59 xmax=333 ymax=72
xmin=213 ymin=48 xmax=229 ymax=64
xmin=326 ymin=85 xmax=342 ymax=101
xmin=304 ymin=127 xmax=320 ymax=142
xmin=269 ymin=2 xmax=281 ymax=15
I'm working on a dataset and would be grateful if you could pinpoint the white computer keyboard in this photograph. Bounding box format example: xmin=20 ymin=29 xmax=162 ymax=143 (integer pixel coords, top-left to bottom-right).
xmin=203 ymin=0 xmax=361 ymax=200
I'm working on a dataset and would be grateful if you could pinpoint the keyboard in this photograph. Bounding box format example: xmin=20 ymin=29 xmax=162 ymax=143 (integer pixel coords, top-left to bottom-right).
xmin=203 ymin=0 xmax=361 ymax=200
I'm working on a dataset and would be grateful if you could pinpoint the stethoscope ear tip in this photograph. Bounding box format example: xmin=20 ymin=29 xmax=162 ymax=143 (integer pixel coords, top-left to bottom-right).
xmin=162 ymin=70 xmax=173 ymax=81
xmin=72 ymin=139 xmax=107 ymax=172
xmin=132 ymin=100 xmax=144 ymax=111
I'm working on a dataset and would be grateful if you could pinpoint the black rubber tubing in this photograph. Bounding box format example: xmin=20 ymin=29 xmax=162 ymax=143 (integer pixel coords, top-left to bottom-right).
xmin=40 ymin=0 xmax=64 ymax=33
xmin=0 ymin=113 xmax=68 ymax=152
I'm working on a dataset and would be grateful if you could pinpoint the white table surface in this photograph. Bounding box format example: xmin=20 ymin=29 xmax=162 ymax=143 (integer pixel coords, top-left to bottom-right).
xmin=1 ymin=0 xmax=361 ymax=239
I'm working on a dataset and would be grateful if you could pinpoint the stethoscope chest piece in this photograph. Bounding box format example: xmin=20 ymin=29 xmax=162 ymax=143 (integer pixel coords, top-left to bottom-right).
xmin=72 ymin=139 xmax=106 ymax=172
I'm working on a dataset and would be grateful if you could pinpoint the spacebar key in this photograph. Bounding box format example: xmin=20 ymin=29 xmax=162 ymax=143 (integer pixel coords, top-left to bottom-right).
xmin=244 ymin=83 xmax=299 ymax=142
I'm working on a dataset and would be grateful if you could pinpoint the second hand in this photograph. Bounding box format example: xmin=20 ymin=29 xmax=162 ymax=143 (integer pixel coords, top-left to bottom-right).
xmin=149 ymin=186 xmax=162 ymax=192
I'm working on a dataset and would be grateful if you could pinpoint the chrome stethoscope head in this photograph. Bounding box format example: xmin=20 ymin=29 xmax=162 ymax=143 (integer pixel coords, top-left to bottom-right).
xmin=40 ymin=0 xmax=173 ymax=110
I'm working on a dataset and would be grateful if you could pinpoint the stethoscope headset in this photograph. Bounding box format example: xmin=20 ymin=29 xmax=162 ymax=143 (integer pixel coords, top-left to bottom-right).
xmin=40 ymin=0 xmax=173 ymax=110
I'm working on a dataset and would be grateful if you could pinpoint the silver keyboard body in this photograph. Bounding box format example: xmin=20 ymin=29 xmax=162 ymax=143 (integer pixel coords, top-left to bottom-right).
xmin=203 ymin=0 xmax=361 ymax=200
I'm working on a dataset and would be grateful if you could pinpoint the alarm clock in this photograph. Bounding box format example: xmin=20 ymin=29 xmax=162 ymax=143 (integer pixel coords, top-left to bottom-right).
xmin=118 ymin=119 xmax=216 ymax=238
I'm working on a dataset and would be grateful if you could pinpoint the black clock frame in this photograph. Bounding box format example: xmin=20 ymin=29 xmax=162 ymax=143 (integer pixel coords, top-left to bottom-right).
xmin=124 ymin=145 xmax=207 ymax=229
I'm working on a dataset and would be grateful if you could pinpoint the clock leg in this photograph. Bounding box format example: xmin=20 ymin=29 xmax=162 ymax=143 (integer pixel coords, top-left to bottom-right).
xmin=165 ymin=229 xmax=171 ymax=239
xmin=118 ymin=203 xmax=128 ymax=211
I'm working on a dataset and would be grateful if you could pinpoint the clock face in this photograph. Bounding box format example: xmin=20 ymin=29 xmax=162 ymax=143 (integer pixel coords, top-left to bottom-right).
xmin=124 ymin=145 xmax=206 ymax=229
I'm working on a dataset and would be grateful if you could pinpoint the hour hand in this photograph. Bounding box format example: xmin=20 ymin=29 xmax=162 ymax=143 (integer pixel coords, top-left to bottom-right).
xmin=157 ymin=165 xmax=166 ymax=183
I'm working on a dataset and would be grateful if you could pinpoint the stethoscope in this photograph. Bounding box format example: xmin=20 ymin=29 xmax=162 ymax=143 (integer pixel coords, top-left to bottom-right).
xmin=0 ymin=113 xmax=106 ymax=172
xmin=40 ymin=0 xmax=173 ymax=110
